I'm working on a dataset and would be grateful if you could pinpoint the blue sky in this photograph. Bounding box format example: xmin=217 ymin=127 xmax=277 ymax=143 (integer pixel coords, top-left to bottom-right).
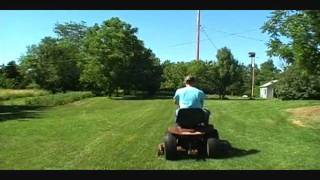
xmin=0 ymin=10 xmax=282 ymax=68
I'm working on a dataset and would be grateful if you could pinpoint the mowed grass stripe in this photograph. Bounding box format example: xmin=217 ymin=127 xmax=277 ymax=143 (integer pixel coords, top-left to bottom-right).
xmin=206 ymin=100 xmax=320 ymax=169
xmin=72 ymin=99 xmax=174 ymax=169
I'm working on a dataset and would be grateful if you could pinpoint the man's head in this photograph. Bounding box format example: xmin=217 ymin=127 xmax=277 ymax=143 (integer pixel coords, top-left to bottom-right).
xmin=184 ymin=75 xmax=196 ymax=86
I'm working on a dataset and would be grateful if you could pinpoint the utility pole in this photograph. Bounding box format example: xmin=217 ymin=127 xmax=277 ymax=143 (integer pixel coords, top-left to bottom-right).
xmin=196 ymin=10 xmax=201 ymax=61
xmin=249 ymin=52 xmax=256 ymax=98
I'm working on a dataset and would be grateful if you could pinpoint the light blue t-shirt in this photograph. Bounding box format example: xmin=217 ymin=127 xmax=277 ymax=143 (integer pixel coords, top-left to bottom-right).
xmin=173 ymin=86 xmax=205 ymax=109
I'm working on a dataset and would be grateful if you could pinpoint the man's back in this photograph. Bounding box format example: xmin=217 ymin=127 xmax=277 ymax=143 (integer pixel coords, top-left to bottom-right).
xmin=174 ymin=86 xmax=205 ymax=109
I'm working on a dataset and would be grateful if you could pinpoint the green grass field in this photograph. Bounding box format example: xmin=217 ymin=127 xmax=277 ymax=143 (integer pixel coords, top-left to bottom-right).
xmin=1 ymin=97 xmax=320 ymax=169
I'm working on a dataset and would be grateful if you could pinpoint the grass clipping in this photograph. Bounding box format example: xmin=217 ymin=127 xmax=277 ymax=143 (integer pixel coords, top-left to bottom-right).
xmin=286 ymin=106 xmax=320 ymax=128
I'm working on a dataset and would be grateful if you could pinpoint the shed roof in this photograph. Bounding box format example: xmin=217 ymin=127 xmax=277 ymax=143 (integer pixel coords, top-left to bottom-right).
xmin=260 ymin=80 xmax=278 ymax=88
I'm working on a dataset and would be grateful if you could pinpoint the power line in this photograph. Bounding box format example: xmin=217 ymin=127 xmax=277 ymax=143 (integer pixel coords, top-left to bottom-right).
xmin=228 ymin=28 xmax=260 ymax=35
xmin=201 ymin=27 xmax=218 ymax=50
xmin=168 ymin=39 xmax=209 ymax=48
xmin=231 ymin=34 xmax=264 ymax=42
xmin=157 ymin=38 xmax=211 ymax=51
xmin=204 ymin=26 xmax=259 ymax=36
xmin=202 ymin=26 xmax=265 ymax=42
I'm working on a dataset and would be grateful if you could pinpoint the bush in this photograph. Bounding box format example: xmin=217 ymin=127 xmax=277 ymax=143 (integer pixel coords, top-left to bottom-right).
xmin=0 ymin=77 xmax=16 ymax=89
xmin=25 ymin=82 xmax=41 ymax=90
xmin=275 ymin=66 xmax=320 ymax=100
xmin=25 ymin=91 xmax=94 ymax=106
xmin=156 ymin=89 xmax=175 ymax=96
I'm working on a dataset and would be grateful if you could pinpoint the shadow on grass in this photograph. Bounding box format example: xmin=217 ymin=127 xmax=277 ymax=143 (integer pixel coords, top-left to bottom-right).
xmin=111 ymin=95 xmax=173 ymax=100
xmin=110 ymin=95 xmax=266 ymax=101
xmin=206 ymin=98 xmax=250 ymax=101
xmin=206 ymin=97 xmax=265 ymax=101
xmin=110 ymin=95 xmax=264 ymax=101
xmin=214 ymin=147 xmax=260 ymax=159
xmin=0 ymin=105 xmax=47 ymax=122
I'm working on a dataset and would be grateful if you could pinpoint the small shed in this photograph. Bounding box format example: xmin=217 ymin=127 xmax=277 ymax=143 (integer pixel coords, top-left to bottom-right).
xmin=259 ymin=80 xmax=278 ymax=99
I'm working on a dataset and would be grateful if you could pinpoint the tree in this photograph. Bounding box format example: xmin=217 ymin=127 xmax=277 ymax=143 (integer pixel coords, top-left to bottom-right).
xmin=275 ymin=65 xmax=320 ymax=100
xmin=54 ymin=21 xmax=88 ymax=44
xmin=262 ymin=10 xmax=320 ymax=99
xmin=4 ymin=61 xmax=20 ymax=79
xmin=256 ymin=59 xmax=280 ymax=85
xmin=227 ymin=62 xmax=248 ymax=96
xmin=19 ymin=37 xmax=81 ymax=92
xmin=161 ymin=57 xmax=249 ymax=97
xmin=161 ymin=61 xmax=188 ymax=91
xmin=186 ymin=60 xmax=213 ymax=93
xmin=130 ymin=48 xmax=163 ymax=95
xmin=0 ymin=64 xmax=15 ymax=88
xmin=262 ymin=10 xmax=320 ymax=75
xmin=81 ymin=18 xmax=136 ymax=95
xmin=54 ymin=22 xmax=88 ymax=91
xmin=79 ymin=58 xmax=109 ymax=95
xmin=213 ymin=47 xmax=241 ymax=99
xmin=80 ymin=17 xmax=162 ymax=96
xmin=0 ymin=61 xmax=24 ymax=88
xmin=18 ymin=22 xmax=89 ymax=92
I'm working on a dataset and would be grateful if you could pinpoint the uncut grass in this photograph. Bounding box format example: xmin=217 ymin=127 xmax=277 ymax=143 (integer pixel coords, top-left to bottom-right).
xmin=0 ymin=89 xmax=49 ymax=101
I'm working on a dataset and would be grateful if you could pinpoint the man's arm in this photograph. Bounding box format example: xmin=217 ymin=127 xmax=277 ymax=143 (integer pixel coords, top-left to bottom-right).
xmin=200 ymin=91 xmax=205 ymax=108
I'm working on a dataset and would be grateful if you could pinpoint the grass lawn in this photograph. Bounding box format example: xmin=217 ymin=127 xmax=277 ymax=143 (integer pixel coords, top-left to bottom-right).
xmin=0 ymin=97 xmax=320 ymax=169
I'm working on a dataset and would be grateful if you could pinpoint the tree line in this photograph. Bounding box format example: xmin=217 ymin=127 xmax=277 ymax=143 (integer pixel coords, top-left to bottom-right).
xmin=1 ymin=10 xmax=320 ymax=100
xmin=1 ymin=18 xmax=162 ymax=96
xmin=160 ymin=49 xmax=279 ymax=99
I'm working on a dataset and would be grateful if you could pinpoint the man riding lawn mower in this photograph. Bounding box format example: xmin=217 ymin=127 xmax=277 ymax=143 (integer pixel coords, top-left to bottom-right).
xmin=158 ymin=75 xmax=231 ymax=160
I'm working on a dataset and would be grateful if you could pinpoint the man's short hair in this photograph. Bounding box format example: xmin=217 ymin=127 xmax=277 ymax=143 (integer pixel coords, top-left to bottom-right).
xmin=184 ymin=75 xmax=196 ymax=84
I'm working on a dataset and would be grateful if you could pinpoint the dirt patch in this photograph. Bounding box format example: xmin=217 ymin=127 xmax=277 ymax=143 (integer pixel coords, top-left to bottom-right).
xmin=286 ymin=106 xmax=320 ymax=128
xmin=292 ymin=120 xmax=307 ymax=127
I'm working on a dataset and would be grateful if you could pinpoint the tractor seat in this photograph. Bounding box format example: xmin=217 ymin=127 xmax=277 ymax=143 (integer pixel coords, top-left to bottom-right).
xmin=176 ymin=108 xmax=206 ymax=129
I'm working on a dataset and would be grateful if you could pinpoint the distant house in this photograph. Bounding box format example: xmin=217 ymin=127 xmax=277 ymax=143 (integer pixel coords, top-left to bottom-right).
xmin=259 ymin=80 xmax=278 ymax=99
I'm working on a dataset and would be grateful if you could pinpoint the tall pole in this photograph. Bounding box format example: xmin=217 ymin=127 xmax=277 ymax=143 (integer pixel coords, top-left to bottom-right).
xmin=249 ymin=52 xmax=255 ymax=98
xmin=196 ymin=10 xmax=201 ymax=61
xmin=251 ymin=57 xmax=255 ymax=97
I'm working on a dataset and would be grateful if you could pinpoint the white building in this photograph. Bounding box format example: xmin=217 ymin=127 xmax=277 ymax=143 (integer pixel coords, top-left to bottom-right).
xmin=259 ymin=80 xmax=278 ymax=99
